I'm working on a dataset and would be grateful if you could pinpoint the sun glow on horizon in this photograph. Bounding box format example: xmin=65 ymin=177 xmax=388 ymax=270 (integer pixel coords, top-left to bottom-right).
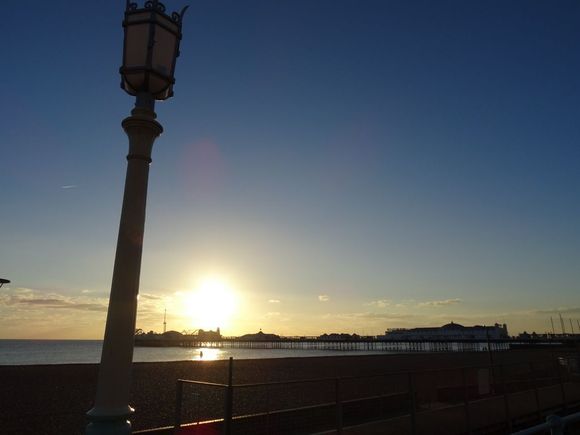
xmin=182 ymin=276 xmax=238 ymax=331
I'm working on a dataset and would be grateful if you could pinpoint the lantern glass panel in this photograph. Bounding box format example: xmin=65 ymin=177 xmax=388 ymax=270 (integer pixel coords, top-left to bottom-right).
xmin=152 ymin=26 xmax=177 ymax=78
xmin=124 ymin=23 xmax=149 ymax=68
xmin=123 ymin=15 xmax=150 ymax=93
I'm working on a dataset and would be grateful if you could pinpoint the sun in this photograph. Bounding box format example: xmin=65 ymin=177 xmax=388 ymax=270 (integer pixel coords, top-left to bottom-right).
xmin=183 ymin=277 xmax=237 ymax=331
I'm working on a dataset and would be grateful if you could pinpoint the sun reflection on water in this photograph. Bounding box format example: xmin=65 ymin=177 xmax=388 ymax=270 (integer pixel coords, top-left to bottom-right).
xmin=191 ymin=347 xmax=222 ymax=361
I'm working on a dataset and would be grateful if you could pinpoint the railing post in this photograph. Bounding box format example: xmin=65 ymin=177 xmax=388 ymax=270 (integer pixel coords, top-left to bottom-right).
xmin=499 ymin=364 xmax=512 ymax=433
xmin=265 ymin=382 xmax=270 ymax=434
xmin=547 ymin=414 xmax=564 ymax=435
xmin=194 ymin=392 xmax=200 ymax=429
xmin=554 ymin=358 xmax=567 ymax=411
xmin=462 ymin=367 xmax=471 ymax=435
xmin=335 ymin=378 xmax=343 ymax=435
xmin=408 ymin=372 xmax=417 ymax=435
xmin=224 ymin=357 xmax=234 ymax=435
xmin=488 ymin=362 xmax=496 ymax=396
xmin=174 ymin=380 xmax=183 ymax=433
xmin=529 ymin=362 xmax=541 ymax=421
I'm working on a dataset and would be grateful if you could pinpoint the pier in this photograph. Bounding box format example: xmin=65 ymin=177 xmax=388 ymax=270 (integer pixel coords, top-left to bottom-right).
xmin=133 ymin=335 xmax=577 ymax=352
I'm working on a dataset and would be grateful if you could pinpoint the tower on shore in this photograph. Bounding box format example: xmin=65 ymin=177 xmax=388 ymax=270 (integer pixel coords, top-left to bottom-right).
xmin=163 ymin=309 xmax=167 ymax=334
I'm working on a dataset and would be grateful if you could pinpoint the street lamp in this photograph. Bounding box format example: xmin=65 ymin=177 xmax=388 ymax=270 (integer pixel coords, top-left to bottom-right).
xmin=0 ymin=278 xmax=10 ymax=288
xmin=86 ymin=1 xmax=186 ymax=434
xmin=120 ymin=0 xmax=188 ymax=103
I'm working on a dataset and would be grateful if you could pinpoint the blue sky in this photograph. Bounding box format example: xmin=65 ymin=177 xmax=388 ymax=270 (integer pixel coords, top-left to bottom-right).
xmin=1 ymin=0 xmax=579 ymax=338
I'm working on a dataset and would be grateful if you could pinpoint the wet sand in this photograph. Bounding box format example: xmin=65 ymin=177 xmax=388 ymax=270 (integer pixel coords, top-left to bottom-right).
xmin=0 ymin=350 xmax=561 ymax=435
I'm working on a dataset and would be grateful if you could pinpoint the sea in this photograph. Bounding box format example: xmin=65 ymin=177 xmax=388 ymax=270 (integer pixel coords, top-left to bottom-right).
xmin=0 ymin=340 xmax=389 ymax=365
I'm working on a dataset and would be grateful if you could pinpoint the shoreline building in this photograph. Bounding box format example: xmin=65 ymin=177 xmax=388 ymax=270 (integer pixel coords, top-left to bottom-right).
xmin=381 ymin=322 xmax=509 ymax=340
xmin=239 ymin=330 xmax=281 ymax=341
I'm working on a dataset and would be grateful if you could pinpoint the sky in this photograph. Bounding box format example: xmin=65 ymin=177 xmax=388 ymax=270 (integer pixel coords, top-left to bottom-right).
xmin=1 ymin=0 xmax=579 ymax=339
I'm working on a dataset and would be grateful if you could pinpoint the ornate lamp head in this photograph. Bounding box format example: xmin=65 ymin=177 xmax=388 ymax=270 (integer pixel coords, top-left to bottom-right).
xmin=120 ymin=0 xmax=188 ymax=101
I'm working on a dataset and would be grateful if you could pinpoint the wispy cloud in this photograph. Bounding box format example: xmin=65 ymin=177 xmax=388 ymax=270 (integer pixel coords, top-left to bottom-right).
xmin=18 ymin=298 xmax=107 ymax=312
xmin=366 ymin=298 xmax=461 ymax=309
xmin=365 ymin=299 xmax=392 ymax=308
xmin=60 ymin=185 xmax=77 ymax=189
xmin=318 ymin=295 xmax=330 ymax=302
xmin=140 ymin=293 xmax=163 ymax=300
xmin=418 ymin=298 xmax=462 ymax=307
xmin=268 ymin=299 xmax=281 ymax=304
xmin=263 ymin=311 xmax=291 ymax=322
xmin=329 ymin=312 xmax=419 ymax=321
xmin=0 ymin=288 xmax=108 ymax=312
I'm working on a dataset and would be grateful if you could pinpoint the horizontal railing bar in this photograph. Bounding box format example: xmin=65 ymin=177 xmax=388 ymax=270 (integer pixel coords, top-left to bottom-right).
xmin=230 ymin=391 xmax=407 ymax=418
xmin=177 ymin=379 xmax=228 ymax=387
xmin=233 ymin=377 xmax=336 ymax=388
xmin=511 ymin=411 xmax=580 ymax=435
xmin=176 ymin=358 xmax=577 ymax=390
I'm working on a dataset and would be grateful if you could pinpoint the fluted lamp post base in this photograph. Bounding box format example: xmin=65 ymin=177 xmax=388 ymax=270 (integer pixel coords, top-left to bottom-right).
xmin=86 ymin=406 xmax=134 ymax=435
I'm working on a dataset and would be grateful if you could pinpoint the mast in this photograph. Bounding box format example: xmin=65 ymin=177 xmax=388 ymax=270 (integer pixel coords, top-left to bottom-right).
xmin=559 ymin=313 xmax=566 ymax=335
xmin=550 ymin=317 xmax=555 ymax=336
xmin=163 ymin=308 xmax=167 ymax=334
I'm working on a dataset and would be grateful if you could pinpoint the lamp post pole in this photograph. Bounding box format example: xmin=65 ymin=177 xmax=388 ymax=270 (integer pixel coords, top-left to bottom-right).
xmin=86 ymin=96 xmax=161 ymax=435
xmin=87 ymin=1 xmax=186 ymax=433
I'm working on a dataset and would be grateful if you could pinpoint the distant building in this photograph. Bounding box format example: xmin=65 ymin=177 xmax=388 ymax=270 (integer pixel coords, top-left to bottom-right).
xmin=381 ymin=322 xmax=508 ymax=340
xmin=161 ymin=330 xmax=183 ymax=340
xmin=197 ymin=328 xmax=222 ymax=341
xmin=135 ymin=327 xmax=222 ymax=341
xmin=517 ymin=331 xmax=553 ymax=340
xmin=239 ymin=330 xmax=281 ymax=341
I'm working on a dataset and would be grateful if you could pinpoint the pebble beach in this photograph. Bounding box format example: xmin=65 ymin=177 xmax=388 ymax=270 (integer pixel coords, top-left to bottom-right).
xmin=0 ymin=350 xmax=560 ymax=435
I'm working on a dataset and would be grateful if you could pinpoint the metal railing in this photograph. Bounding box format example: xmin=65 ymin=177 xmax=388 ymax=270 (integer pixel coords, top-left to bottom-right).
xmin=173 ymin=356 xmax=580 ymax=435
xmin=511 ymin=412 xmax=580 ymax=435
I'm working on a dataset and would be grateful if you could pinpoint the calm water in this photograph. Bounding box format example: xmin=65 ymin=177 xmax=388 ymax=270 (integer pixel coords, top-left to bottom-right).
xmin=0 ymin=340 xmax=389 ymax=365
